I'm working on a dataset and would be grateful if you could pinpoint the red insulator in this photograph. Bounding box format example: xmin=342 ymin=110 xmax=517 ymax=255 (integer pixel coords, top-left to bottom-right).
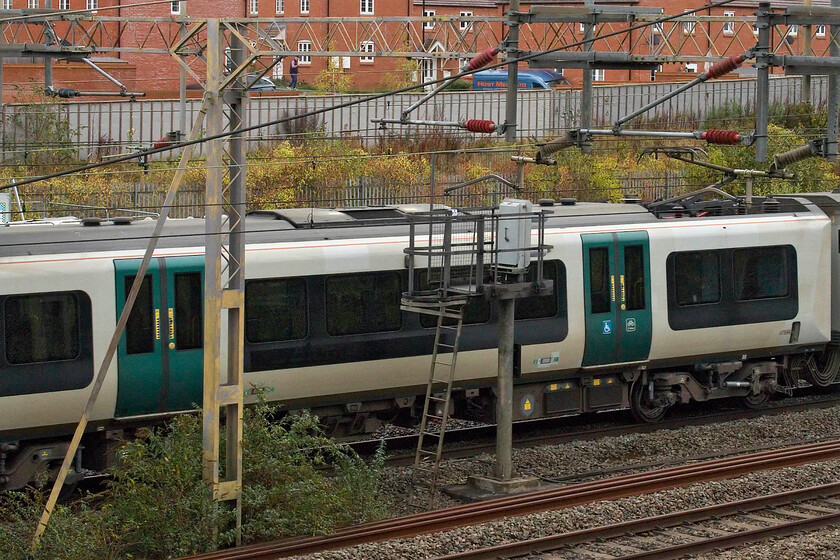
xmin=467 ymin=48 xmax=499 ymax=71
xmin=463 ymin=119 xmax=497 ymax=133
xmin=153 ymin=137 xmax=173 ymax=149
xmin=705 ymin=54 xmax=747 ymax=80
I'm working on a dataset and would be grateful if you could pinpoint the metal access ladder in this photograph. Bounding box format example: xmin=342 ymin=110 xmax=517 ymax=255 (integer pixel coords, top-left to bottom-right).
xmin=409 ymin=301 xmax=465 ymax=509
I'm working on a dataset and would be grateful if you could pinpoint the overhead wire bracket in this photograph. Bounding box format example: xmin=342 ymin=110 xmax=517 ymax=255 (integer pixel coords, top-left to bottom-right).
xmin=371 ymin=47 xmax=502 ymax=134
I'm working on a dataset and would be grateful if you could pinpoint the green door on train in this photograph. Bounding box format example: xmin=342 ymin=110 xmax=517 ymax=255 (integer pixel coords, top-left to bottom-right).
xmin=581 ymin=232 xmax=652 ymax=366
xmin=114 ymin=256 xmax=204 ymax=417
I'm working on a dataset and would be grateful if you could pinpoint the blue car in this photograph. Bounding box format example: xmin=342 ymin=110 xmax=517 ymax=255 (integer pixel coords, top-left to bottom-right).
xmin=472 ymin=69 xmax=570 ymax=90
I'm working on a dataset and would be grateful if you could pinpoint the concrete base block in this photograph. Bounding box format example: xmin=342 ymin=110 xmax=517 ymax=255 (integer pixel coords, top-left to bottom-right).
xmin=468 ymin=475 xmax=542 ymax=494
xmin=442 ymin=475 xmax=545 ymax=503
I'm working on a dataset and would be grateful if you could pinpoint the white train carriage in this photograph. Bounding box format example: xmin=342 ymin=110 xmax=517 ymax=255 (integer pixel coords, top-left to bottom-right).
xmin=0 ymin=194 xmax=837 ymax=491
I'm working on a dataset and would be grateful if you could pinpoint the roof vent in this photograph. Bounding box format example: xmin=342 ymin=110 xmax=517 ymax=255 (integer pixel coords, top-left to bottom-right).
xmin=559 ymin=198 xmax=577 ymax=206
xmin=112 ymin=216 xmax=134 ymax=225
xmin=537 ymin=198 xmax=555 ymax=207
xmin=762 ymin=197 xmax=780 ymax=213
xmin=82 ymin=217 xmax=102 ymax=226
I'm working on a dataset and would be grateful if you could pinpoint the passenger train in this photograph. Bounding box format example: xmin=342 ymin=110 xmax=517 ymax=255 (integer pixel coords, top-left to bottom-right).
xmin=1 ymin=191 xmax=839 ymax=491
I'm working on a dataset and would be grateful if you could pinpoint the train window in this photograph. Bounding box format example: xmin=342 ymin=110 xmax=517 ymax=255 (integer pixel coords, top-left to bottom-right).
xmin=326 ymin=272 xmax=402 ymax=336
xmin=674 ymin=251 xmax=720 ymax=305
xmin=174 ymin=272 xmax=203 ymax=350
xmin=124 ymin=275 xmax=155 ymax=354
xmin=245 ymin=278 xmax=307 ymax=343
xmin=589 ymin=247 xmax=611 ymax=314
xmin=5 ymin=292 xmax=80 ymax=364
xmin=624 ymin=245 xmax=646 ymax=311
xmin=734 ymin=246 xmax=789 ymax=301
xmin=418 ymin=270 xmax=491 ymax=327
xmin=516 ymin=260 xmax=564 ymax=320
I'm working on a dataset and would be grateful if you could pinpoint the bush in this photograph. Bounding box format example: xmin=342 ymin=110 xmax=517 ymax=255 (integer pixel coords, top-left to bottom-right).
xmin=1 ymin=400 xmax=387 ymax=560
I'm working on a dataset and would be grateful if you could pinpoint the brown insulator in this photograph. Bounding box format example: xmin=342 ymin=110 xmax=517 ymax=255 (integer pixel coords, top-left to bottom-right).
xmin=701 ymin=129 xmax=741 ymax=145
xmin=704 ymin=54 xmax=747 ymax=80
xmin=463 ymin=119 xmax=497 ymax=133
xmin=467 ymin=48 xmax=500 ymax=71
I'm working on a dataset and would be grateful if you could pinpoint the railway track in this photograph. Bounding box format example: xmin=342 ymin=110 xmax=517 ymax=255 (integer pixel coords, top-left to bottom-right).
xmin=180 ymin=438 xmax=840 ymax=560
xmin=350 ymin=393 xmax=840 ymax=464
xmin=434 ymin=483 xmax=840 ymax=559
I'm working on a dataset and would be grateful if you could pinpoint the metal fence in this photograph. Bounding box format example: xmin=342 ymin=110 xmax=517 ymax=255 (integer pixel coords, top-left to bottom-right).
xmin=12 ymin=166 xmax=689 ymax=220
xmin=0 ymin=75 xmax=828 ymax=162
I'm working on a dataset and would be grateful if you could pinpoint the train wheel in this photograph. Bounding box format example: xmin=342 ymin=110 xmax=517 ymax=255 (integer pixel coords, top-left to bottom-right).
xmin=630 ymin=379 xmax=667 ymax=423
xmin=740 ymin=392 xmax=770 ymax=409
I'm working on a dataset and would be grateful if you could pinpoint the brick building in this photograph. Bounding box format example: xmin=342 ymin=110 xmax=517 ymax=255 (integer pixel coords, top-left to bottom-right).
xmin=0 ymin=0 xmax=834 ymax=99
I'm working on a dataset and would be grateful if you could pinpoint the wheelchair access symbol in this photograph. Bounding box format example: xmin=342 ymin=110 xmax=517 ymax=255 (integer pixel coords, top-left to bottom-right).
xmin=602 ymin=320 xmax=612 ymax=335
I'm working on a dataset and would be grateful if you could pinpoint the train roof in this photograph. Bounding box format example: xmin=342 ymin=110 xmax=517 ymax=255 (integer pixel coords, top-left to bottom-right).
xmin=0 ymin=194 xmax=828 ymax=259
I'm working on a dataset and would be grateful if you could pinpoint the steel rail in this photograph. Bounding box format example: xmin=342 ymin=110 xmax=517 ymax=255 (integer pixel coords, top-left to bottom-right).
xmin=179 ymin=439 xmax=840 ymax=560
xmin=433 ymin=482 xmax=840 ymax=559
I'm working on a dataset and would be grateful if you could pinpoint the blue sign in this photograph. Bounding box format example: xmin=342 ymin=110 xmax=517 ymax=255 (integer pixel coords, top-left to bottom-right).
xmin=602 ymin=320 xmax=612 ymax=335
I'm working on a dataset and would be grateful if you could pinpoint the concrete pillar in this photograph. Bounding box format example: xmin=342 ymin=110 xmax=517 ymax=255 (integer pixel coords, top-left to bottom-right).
xmin=494 ymin=297 xmax=515 ymax=481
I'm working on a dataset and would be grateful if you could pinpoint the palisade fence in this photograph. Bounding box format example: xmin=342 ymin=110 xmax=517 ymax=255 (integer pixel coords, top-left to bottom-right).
xmin=13 ymin=166 xmax=688 ymax=219
xmin=0 ymin=75 xmax=828 ymax=162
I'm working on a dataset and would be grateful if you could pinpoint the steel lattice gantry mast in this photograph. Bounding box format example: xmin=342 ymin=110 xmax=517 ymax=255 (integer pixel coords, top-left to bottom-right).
xmin=202 ymin=20 xmax=247 ymax=540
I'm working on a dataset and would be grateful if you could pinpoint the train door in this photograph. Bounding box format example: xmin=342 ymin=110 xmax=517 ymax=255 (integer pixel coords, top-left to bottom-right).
xmin=114 ymin=256 xmax=204 ymax=417
xmin=582 ymin=232 xmax=652 ymax=366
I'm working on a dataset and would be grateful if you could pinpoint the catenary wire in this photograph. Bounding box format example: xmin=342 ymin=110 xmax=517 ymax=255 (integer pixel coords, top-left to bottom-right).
xmin=0 ymin=0 xmax=741 ymax=191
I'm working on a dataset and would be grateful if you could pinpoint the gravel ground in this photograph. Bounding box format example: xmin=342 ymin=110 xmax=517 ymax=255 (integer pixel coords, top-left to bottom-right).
xmin=292 ymin=401 xmax=840 ymax=560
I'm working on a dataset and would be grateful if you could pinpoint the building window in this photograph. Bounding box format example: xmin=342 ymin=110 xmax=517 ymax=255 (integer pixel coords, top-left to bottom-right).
xmin=4 ymin=0 xmax=13 ymax=8
xmin=682 ymin=12 xmax=695 ymax=35
xmin=360 ymin=0 xmax=373 ymax=15
xmin=28 ymin=0 xmax=37 ymax=7
xmin=360 ymin=41 xmax=374 ymax=63
xmin=817 ymin=25 xmax=826 ymax=38
xmin=171 ymin=1 xmax=180 ymax=14
xmin=58 ymin=0 xmax=68 ymax=8
xmin=653 ymin=21 xmax=664 ymax=34
xmin=722 ymin=11 xmax=735 ymax=35
xmin=276 ymin=0 xmax=283 ymax=13
xmin=423 ymin=9 xmax=435 ymax=30
xmin=86 ymin=0 xmax=97 ymax=9
xmin=298 ymin=40 xmax=311 ymax=64
xmin=459 ymin=11 xmax=472 ymax=32
xmin=300 ymin=0 xmax=308 ymax=14
xmin=788 ymin=25 xmax=798 ymax=37
xmin=593 ymin=68 xmax=605 ymax=81
xmin=753 ymin=23 xmax=758 ymax=35
xmin=422 ymin=58 xmax=435 ymax=83
xmin=250 ymin=0 xmax=258 ymax=14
